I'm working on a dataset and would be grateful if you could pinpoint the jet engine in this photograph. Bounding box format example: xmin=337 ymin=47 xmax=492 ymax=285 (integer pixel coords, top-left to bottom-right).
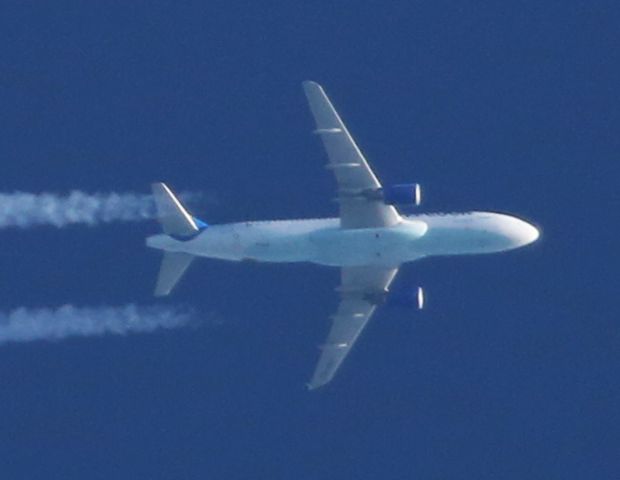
xmin=364 ymin=287 xmax=425 ymax=309
xmin=387 ymin=287 xmax=425 ymax=310
xmin=381 ymin=183 xmax=422 ymax=206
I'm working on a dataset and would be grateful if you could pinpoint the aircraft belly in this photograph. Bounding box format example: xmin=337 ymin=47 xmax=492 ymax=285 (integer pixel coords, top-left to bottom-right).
xmin=180 ymin=225 xmax=243 ymax=261
xmin=243 ymin=234 xmax=315 ymax=262
xmin=228 ymin=222 xmax=317 ymax=262
xmin=149 ymin=219 xmax=430 ymax=267
xmin=309 ymin=227 xmax=416 ymax=267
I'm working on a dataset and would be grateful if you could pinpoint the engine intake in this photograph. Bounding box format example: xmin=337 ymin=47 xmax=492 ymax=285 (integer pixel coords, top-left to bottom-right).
xmin=387 ymin=287 xmax=425 ymax=310
xmin=381 ymin=183 xmax=422 ymax=206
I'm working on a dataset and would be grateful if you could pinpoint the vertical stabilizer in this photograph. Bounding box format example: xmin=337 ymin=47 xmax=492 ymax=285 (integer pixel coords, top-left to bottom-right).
xmin=151 ymin=183 xmax=200 ymax=236
xmin=155 ymin=252 xmax=194 ymax=296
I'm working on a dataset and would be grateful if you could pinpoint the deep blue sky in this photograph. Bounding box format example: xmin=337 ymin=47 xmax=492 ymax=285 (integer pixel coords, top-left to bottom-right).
xmin=1 ymin=1 xmax=619 ymax=479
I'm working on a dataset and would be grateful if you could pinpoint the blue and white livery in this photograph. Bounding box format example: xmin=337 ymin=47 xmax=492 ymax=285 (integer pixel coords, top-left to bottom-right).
xmin=147 ymin=81 xmax=539 ymax=390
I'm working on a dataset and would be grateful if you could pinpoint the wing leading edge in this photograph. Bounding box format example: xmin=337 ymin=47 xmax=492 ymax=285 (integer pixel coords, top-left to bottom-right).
xmin=307 ymin=266 xmax=399 ymax=390
xmin=302 ymin=81 xmax=401 ymax=229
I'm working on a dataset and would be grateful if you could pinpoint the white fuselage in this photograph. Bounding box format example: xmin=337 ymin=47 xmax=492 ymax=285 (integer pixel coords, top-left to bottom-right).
xmin=146 ymin=212 xmax=539 ymax=267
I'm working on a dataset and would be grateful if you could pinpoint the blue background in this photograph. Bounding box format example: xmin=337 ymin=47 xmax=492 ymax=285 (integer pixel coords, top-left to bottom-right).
xmin=1 ymin=1 xmax=618 ymax=478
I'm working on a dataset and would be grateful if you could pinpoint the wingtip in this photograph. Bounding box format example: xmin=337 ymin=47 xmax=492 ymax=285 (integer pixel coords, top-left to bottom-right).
xmin=305 ymin=382 xmax=320 ymax=391
xmin=302 ymin=80 xmax=322 ymax=91
xmin=306 ymin=377 xmax=330 ymax=391
xmin=151 ymin=182 xmax=170 ymax=196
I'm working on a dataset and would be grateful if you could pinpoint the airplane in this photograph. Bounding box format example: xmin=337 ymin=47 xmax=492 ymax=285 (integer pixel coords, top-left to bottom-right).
xmin=146 ymin=81 xmax=540 ymax=390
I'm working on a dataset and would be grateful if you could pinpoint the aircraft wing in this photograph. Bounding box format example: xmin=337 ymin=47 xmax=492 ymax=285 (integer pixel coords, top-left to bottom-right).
xmin=307 ymin=266 xmax=399 ymax=390
xmin=303 ymin=81 xmax=401 ymax=229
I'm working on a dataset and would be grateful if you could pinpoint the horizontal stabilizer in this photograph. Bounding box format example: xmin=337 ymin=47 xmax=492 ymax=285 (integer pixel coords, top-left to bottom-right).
xmin=155 ymin=252 xmax=194 ymax=297
xmin=151 ymin=183 xmax=199 ymax=236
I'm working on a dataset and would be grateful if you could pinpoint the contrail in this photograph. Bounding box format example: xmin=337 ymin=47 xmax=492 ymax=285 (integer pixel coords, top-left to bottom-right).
xmin=0 ymin=304 xmax=194 ymax=345
xmin=0 ymin=191 xmax=156 ymax=228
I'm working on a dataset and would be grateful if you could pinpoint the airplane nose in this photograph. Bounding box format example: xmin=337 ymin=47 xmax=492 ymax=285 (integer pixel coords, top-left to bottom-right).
xmin=490 ymin=215 xmax=539 ymax=249
xmin=511 ymin=219 xmax=540 ymax=246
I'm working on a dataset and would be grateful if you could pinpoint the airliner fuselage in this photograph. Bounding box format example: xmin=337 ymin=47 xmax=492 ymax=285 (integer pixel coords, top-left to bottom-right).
xmin=145 ymin=80 xmax=540 ymax=389
xmin=147 ymin=211 xmax=539 ymax=267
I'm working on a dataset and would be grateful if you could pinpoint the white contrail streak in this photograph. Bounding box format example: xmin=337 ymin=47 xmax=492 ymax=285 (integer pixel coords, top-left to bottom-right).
xmin=0 ymin=191 xmax=156 ymax=228
xmin=0 ymin=304 xmax=194 ymax=345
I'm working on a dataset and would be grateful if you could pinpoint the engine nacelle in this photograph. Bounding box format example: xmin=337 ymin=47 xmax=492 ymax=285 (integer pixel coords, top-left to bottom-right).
xmin=387 ymin=287 xmax=425 ymax=310
xmin=382 ymin=183 xmax=422 ymax=206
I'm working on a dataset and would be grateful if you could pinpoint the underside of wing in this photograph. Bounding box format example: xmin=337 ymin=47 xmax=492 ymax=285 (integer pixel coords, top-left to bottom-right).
xmin=303 ymin=81 xmax=401 ymax=229
xmin=307 ymin=266 xmax=399 ymax=390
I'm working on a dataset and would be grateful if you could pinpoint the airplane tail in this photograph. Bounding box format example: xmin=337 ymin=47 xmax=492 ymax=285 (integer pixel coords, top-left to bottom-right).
xmin=154 ymin=252 xmax=194 ymax=297
xmin=150 ymin=183 xmax=207 ymax=296
xmin=151 ymin=182 xmax=207 ymax=236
